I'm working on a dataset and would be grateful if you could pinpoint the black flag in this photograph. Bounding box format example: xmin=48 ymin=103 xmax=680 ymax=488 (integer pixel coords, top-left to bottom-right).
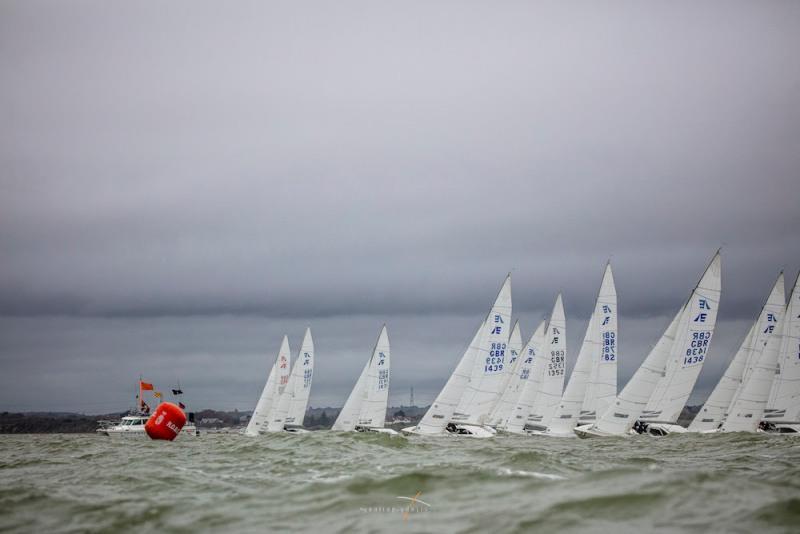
xmin=172 ymin=389 xmax=183 ymax=395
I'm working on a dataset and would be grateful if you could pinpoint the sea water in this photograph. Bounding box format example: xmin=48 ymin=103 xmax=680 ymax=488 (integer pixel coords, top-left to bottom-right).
xmin=0 ymin=432 xmax=798 ymax=533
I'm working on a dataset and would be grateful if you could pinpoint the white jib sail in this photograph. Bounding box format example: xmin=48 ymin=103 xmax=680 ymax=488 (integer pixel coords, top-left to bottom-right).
xmin=527 ymin=295 xmax=567 ymax=430
xmin=245 ymin=335 xmax=291 ymax=436
xmin=486 ymin=320 xmax=524 ymax=427
xmin=580 ymin=263 xmax=618 ymax=424
xmin=765 ymin=272 xmax=800 ymax=424
xmin=550 ymin=264 xmax=617 ymax=434
xmin=413 ymin=275 xmax=512 ymax=434
xmin=498 ymin=320 xmax=547 ymax=432
xmin=689 ymin=273 xmax=785 ymax=431
xmin=452 ymin=275 xmax=513 ymax=426
xmin=413 ymin=323 xmax=481 ymax=434
xmin=589 ymin=250 xmax=722 ymax=435
xmin=356 ymin=325 xmax=391 ymax=428
xmin=285 ymin=328 xmax=315 ymax=427
xmin=331 ymin=355 xmax=369 ymax=432
xmin=639 ymin=252 xmax=723 ymax=425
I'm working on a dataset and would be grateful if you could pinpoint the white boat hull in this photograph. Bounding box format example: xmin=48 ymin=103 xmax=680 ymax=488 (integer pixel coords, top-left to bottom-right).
xmin=355 ymin=426 xmax=399 ymax=435
xmin=573 ymin=423 xmax=619 ymax=438
xmin=401 ymin=424 xmax=494 ymax=438
xmin=638 ymin=422 xmax=687 ymax=436
xmin=101 ymin=425 xmax=199 ymax=439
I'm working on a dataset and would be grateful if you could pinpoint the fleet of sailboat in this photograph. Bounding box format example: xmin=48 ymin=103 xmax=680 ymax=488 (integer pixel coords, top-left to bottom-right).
xmin=241 ymin=251 xmax=800 ymax=439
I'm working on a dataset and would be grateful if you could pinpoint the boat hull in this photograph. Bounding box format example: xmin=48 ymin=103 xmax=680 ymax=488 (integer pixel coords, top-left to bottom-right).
xmin=573 ymin=424 xmax=619 ymax=438
xmin=400 ymin=424 xmax=494 ymax=438
xmin=637 ymin=422 xmax=688 ymax=436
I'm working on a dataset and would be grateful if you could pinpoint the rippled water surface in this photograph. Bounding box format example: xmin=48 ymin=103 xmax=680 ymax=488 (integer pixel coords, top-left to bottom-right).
xmin=1 ymin=432 xmax=799 ymax=533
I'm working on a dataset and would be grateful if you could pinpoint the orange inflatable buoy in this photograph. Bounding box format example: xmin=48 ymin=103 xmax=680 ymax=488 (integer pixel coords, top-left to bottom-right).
xmin=145 ymin=402 xmax=187 ymax=441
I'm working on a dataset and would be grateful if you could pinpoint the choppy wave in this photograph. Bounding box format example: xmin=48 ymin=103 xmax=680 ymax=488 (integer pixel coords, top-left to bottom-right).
xmin=0 ymin=431 xmax=798 ymax=533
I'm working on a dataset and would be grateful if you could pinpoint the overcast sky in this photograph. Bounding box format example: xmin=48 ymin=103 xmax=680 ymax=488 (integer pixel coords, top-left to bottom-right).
xmin=1 ymin=1 xmax=799 ymax=413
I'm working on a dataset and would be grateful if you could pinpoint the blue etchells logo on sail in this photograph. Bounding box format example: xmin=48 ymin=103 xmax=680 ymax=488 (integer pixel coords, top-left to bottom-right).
xmin=377 ymin=352 xmax=389 ymax=390
xmin=485 ymin=315 xmax=506 ymax=374
xmin=684 ymin=297 xmax=714 ymax=367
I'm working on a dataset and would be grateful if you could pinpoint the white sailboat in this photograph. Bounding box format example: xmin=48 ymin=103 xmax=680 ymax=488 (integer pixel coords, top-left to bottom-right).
xmin=547 ymin=264 xmax=617 ymax=436
xmin=525 ymin=295 xmax=567 ymax=432
xmin=403 ymin=275 xmax=512 ymax=437
xmin=486 ymin=321 xmax=523 ymax=427
xmin=244 ymin=335 xmax=291 ymax=436
xmin=501 ymin=320 xmax=548 ymax=434
xmin=688 ymin=273 xmax=785 ymax=432
xmin=332 ymin=325 xmax=396 ymax=435
xmin=267 ymin=328 xmax=315 ymax=433
xmin=763 ymin=272 xmax=800 ymax=433
xmin=576 ymin=250 xmax=722 ymax=438
xmin=721 ymin=275 xmax=789 ymax=433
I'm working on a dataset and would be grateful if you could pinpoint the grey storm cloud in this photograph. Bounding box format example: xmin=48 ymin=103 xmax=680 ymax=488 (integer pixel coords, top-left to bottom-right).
xmin=1 ymin=1 xmax=799 ymax=412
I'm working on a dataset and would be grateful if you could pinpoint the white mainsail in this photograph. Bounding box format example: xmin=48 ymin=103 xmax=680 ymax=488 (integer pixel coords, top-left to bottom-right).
xmin=452 ymin=276 xmax=514 ymax=426
xmin=689 ymin=273 xmax=785 ymax=432
xmin=412 ymin=275 xmax=512 ymax=434
xmin=244 ymin=335 xmax=291 ymax=436
xmin=639 ymin=253 xmax=723 ymax=425
xmin=527 ymin=295 xmax=566 ymax=430
xmin=487 ymin=321 xmax=523 ymax=427
xmin=285 ymin=327 xmax=315 ymax=427
xmin=580 ymin=263 xmax=618 ymax=424
xmin=764 ymin=272 xmax=800 ymax=425
xmin=550 ymin=264 xmax=617 ymax=434
xmin=331 ymin=325 xmax=391 ymax=431
xmin=721 ymin=290 xmax=787 ymax=433
xmin=265 ymin=336 xmax=294 ymax=432
xmin=584 ymin=251 xmax=721 ymax=436
xmin=503 ymin=320 xmax=548 ymax=432
xmin=357 ymin=326 xmax=391 ymax=428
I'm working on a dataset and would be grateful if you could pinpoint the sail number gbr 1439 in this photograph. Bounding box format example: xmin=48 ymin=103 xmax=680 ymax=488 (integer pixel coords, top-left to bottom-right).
xmin=485 ymin=342 xmax=506 ymax=374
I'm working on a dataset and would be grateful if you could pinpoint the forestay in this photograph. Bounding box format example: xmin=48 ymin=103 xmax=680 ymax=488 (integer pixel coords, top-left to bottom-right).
xmin=527 ymin=295 xmax=566 ymax=430
xmin=245 ymin=335 xmax=291 ymax=436
xmin=689 ymin=273 xmax=784 ymax=432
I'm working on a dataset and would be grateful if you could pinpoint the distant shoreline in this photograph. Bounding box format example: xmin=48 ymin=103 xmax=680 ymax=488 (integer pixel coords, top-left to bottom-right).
xmin=0 ymin=406 xmax=430 ymax=434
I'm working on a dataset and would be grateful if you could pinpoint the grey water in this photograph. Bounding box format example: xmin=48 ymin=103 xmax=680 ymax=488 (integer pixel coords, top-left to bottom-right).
xmin=0 ymin=432 xmax=798 ymax=533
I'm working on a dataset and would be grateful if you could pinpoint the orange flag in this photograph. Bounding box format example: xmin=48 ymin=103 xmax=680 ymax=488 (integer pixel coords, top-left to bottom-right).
xmin=154 ymin=391 xmax=162 ymax=399
xmin=140 ymin=381 xmax=154 ymax=391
